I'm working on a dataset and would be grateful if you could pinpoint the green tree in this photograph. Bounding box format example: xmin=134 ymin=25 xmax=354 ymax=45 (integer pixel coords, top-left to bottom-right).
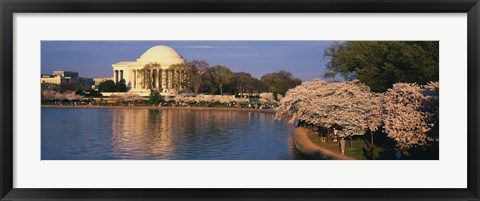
xmin=232 ymin=72 xmax=254 ymax=97
xmin=210 ymin=65 xmax=234 ymax=95
xmin=148 ymin=91 xmax=163 ymax=105
xmin=323 ymin=41 xmax=439 ymax=92
xmin=116 ymin=79 xmax=128 ymax=92
xmin=189 ymin=60 xmax=209 ymax=94
xmin=59 ymin=82 xmax=81 ymax=93
xmin=260 ymin=70 xmax=302 ymax=97
xmin=140 ymin=63 xmax=160 ymax=91
xmin=200 ymin=68 xmax=216 ymax=95
xmin=97 ymin=80 xmax=116 ymax=92
xmin=170 ymin=63 xmax=193 ymax=94
xmin=246 ymin=78 xmax=267 ymax=96
xmin=41 ymin=83 xmax=60 ymax=92
xmin=85 ymin=90 xmax=103 ymax=98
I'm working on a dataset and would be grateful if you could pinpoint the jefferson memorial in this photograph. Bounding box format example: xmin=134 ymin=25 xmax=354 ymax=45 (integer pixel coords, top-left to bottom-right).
xmin=112 ymin=45 xmax=186 ymax=95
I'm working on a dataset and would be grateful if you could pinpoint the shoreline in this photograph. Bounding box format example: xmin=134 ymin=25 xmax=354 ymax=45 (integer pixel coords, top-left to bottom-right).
xmin=41 ymin=104 xmax=276 ymax=113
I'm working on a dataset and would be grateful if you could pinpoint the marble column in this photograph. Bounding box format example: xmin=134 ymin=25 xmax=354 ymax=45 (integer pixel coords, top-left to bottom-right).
xmin=160 ymin=69 xmax=163 ymax=90
xmin=145 ymin=69 xmax=149 ymax=89
xmin=150 ymin=70 xmax=154 ymax=90
xmin=170 ymin=70 xmax=174 ymax=89
xmin=133 ymin=70 xmax=136 ymax=89
xmin=164 ymin=69 xmax=169 ymax=90
xmin=137 ymin=70 xmax=140 ymax=89
xmin=142 ymin=70 xmax=146 ymax=89
xmin=138 ymin=69 xmax=141 ymax=89
xmin=181 ymin=70 xmax=185 ymax=90
xmin=132 ymin=70 xmax=136 ymax=89
xmin=131 ymin=70 xmax=133 ymax=89
xmin=155 ymin=69 xmax=160 ymax=89
xmin=161 ymin=70 xmax=165 ymax=90
xmin=114 ymin=70 xmax=118 ymax=84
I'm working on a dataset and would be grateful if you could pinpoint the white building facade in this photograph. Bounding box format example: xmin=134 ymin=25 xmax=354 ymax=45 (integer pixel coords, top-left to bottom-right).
xmin=112 ymin=45 xmax=187 ymax=95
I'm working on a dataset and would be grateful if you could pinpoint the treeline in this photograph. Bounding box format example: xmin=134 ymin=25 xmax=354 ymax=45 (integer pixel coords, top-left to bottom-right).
xmin=41 ymin=82 xmax=90 ymax=93
xmin=97 ymin=79 xmax=128 ymax=92
xmin=324 ymin=41 xmax=439 ymax=92
xmin=41 ymin=82 xmax=103 ymax=98
xmin=97 ymin=60 xmax=302 ymax=99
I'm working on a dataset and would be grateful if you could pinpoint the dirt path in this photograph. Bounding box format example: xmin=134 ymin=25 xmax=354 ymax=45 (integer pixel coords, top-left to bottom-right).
xmin=293 ymin=127 xmax=354 ymax=160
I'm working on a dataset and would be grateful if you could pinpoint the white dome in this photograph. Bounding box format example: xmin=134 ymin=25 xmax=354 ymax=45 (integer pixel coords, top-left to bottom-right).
xmin=136 ymin=45 xmax=185 ymax=65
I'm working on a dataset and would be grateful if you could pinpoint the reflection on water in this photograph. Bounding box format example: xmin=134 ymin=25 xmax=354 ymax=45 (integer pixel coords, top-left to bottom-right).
xmin=42 ymin=108 xmax=296 ymax=160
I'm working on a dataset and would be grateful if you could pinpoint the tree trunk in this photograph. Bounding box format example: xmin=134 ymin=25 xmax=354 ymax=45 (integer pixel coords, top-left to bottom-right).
xmin=340 ymin=137 xmax=345 ymax=156
xmin=349 ymin=136 xmax=353 ymax=147
xmin=219 ymin=83 xmax=223 ymax=95
xmin=370 ymin=132 xmax=374 ymax=146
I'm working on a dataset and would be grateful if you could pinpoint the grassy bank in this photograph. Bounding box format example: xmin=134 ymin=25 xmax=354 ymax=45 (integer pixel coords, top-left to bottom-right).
xmin=304 ymin=128 xmax=439 ymax=160
xmin=304 ymin=128 xmax=388 ymax=160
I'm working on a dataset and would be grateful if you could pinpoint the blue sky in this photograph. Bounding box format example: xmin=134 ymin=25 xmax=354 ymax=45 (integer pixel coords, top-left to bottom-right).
xmin=41 ymin=41 xmax=335 ymax=81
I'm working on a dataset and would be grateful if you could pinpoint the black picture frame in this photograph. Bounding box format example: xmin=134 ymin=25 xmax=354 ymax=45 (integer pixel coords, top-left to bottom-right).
xmin=1 ymin=0 xmax=479 ymax=200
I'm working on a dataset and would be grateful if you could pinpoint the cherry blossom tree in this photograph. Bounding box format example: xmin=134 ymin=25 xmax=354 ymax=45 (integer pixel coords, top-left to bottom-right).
xmin=42 ymin=90 xmax=59 ymax=102
xmin=124 ymin=94 xmax=148 ymax=103
xmin=382 ymin=82 xmax=439 ymax=149
xmin=422 ymin=81 xmax=439 ymax=139
xmin=277 ymin=94 xmax=284 ymax=101
xmin=213 ymin=95 xmax=248 ymax=104
xmin=110 ymin=95 xmax=125 ymax=103
xmin=276 ymin=79 xmax=439 ymax=151
xmin=53 ymin=92 xmax=65 ymax=102
xmin=259 ymin=92 xmax=277 ymax=104
xmin=172 ymin=94 xmax=248 ymax=105
xmin=198 ymin=95 xmax=214 ymax=103
xmin=67 ymin=91 xmax=84 ymax=100
xmin=276 ymin=79 xmax=382 ymax=141
xmin=43 ymin=90 xmax=86 ymax=103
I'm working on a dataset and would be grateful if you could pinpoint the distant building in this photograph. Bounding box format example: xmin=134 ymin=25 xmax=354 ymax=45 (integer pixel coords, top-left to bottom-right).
xmin=41 ymin=74 xmax=69 ymax=85
xmin=79 ymin=77 xmax=95 ymax=89
xmin=52 ymin=70 xmax=79 ymax=82
xmin=41 ymin=70 xmax=94 ymax=89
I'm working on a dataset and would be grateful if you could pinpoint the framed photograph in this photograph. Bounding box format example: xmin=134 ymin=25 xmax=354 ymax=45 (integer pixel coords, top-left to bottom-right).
xmin=1 ymin=0 xmax=479 ymax=200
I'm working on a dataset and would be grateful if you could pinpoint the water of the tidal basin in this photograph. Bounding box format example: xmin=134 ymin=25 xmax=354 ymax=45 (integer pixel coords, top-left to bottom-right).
xmin=41 ymin=108 xmax=298 ymax=160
